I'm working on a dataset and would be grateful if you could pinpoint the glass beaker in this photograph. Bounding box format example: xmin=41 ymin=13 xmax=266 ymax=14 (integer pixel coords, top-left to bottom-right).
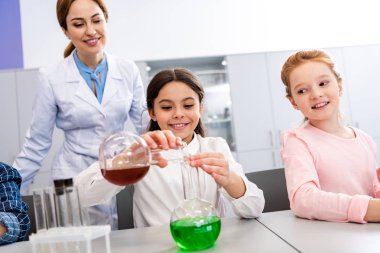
xmin=99 ymin=131 xmax=186 ymax=186
xmin=169 ymin=154 xmax=221 ymax=251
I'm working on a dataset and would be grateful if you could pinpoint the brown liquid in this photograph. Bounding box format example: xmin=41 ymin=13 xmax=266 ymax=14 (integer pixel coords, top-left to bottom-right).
xmin=101 ymin=165 xmax=149 ymax=186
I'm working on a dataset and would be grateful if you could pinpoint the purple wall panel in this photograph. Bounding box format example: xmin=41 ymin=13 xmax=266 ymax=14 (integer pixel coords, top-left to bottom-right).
xmin=0 ymin=0 xmax=23 ymax=70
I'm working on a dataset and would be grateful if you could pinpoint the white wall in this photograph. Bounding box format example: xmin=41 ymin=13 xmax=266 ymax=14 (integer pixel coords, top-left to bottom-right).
xmin=20 ymin=0 xmax=380 ymax=69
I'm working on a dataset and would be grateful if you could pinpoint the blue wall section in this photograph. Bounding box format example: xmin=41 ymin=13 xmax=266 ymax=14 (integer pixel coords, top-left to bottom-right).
xmin=0 ymin=0 xmax=23 ymax=70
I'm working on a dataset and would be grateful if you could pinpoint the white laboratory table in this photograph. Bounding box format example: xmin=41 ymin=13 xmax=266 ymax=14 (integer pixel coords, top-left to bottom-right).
xmin=1 ymin=216 xmax=297 ymax=253
xmin=258 ymin=210 xmax=380 ymax=253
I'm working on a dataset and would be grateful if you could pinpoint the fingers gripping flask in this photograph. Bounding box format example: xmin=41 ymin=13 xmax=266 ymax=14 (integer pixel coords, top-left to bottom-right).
xmin=169 ymin=148 xmax=221 ymax=251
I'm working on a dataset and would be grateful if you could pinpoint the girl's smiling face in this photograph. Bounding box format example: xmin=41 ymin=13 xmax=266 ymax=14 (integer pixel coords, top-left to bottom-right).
xmin=149 ymin=81 xmax=203 ymax=144
xmin=288 ymin=61 xmax=342 ymax=124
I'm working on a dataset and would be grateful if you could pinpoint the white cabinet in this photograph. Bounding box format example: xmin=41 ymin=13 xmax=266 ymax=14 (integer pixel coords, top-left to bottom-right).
xmin=227 ymin=53 xmax=278 ymax=172
xmin=265 ymin=51 xmax=304 ymax=170
xmin=0 ymin=71 xmax=20 ymax=164
xmin=227 ymin=53 xmax=274 ymax=152
xmin=227 ymin=52 xmax=297 ymax=172
xmin=343 ymin=45 xmax=380 ymax=135
xmin=265 ymin=51 xmax=304 ymax=147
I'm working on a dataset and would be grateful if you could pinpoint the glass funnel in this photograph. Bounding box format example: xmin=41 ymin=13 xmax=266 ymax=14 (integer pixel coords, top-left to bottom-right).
xmin=170 ymin=154 xmax=221 ymax=251
xmin=99 ymin=131 xmax=186 ymax=186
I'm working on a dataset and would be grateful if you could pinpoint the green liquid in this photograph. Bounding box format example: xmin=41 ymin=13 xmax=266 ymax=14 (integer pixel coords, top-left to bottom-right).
xmin=170 ymin=216 xmax=221 ymax=251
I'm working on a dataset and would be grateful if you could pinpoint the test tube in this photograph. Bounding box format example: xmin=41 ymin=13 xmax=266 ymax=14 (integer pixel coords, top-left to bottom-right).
xmin=54 ymin=179 xmax=68 ymax=227
xmin=43 ymin=187 xmax=58 ymax=229
xmin=32 ymin=189 xmax=47 ymax=232
xmin=64 ymin=178 xmax=83 ymax=226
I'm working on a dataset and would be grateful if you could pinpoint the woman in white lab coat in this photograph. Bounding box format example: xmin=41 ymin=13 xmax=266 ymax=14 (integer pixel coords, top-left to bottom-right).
xmin=13 ymin=0 xmax=148 ymax=228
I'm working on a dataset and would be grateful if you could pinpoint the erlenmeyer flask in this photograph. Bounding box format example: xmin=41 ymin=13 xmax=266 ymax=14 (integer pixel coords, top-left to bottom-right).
xmin=170 ymin=150 xmax=221 ymax=251
xmin=99 ymin=132 xmax=150 ymax=186
xmin=99 ymin=131 xmax=186 ymax=186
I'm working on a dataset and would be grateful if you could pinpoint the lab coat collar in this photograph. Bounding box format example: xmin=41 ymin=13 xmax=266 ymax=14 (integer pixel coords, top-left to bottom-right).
xmin=64 ymin=51 xmax=122 ymax=80
xmin=64 ymin=52 xmax=105 ymax=115
xmin=101 ymin=53 xmax=123 ymax=107
xmin=106 ymin=53 xmax=123 ymax=80
xmin=65 ymin=52 xmax=81 ymax=83
xmin=185 ymin=133 xmax=201 ymax=155
xmin=64 ymin=51 xmax=125 ymax=115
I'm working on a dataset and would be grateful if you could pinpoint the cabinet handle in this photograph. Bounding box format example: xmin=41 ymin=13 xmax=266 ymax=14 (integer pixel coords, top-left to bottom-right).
xmin=269 ymin=130 xmax=274 ymax=147
xmin=278 ymin=130 xmax=282 ymax=148
xmin=272 ymin=151 xmax=276 ymax=168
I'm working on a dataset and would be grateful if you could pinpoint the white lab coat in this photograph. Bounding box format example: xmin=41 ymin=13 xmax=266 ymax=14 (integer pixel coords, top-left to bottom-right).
xmin=14 ymin=51 xmax=148 ymax=192
xmin=75 ymin=134 xmax=265 ymax=228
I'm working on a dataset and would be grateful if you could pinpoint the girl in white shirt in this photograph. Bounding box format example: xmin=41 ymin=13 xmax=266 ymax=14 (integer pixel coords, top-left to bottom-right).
xmin=76 ymin=68 xmax=264 ymax=227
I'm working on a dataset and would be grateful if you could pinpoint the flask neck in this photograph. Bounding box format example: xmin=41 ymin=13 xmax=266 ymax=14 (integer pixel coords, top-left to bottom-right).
xmin=181 ymin=160 xmax=201 ymax=200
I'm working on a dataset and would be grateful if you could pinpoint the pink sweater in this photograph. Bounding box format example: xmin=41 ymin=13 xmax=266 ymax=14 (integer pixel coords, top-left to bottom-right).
xmin=281 ymin=123 xmax=380 ymax=223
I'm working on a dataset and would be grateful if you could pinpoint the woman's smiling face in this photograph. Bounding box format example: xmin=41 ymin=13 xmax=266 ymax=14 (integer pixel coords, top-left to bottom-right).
xmin=64 ymin=0 xmax=107 ymax=60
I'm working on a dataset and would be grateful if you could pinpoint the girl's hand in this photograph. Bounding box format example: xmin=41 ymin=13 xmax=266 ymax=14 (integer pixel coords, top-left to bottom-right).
xmin=141 ymin=130 xmax=182 ymax=168
xmin=189 ymin=152 xmax=231 ymax=187
xmin=189 ymin=152 xmax=246 ymax=198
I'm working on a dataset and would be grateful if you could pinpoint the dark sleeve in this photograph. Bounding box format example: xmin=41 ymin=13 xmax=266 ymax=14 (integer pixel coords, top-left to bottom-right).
xmin=0 ymin=162 xmax=31 ymax=241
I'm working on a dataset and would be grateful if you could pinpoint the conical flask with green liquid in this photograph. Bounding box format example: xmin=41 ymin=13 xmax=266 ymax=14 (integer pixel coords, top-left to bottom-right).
xmin=170 ymin=147 xmax=221 ymax=251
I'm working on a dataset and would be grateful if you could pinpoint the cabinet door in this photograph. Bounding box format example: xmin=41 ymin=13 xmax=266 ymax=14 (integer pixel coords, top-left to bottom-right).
xmin=0 ymin=71 xmax=20 ymax=164
xmin=343 ymin=45 xmax=380 ymax=163
xmin=227 ymin=53 xmax=274 ymax=152
xmin=266 ymin=51 xmax=304 ymax=148
xmin=343 ymin=45 xmax=380 ymax=136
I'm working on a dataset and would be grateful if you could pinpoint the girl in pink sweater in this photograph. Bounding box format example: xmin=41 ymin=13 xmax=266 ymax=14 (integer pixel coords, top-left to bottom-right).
xmin=281 ymin=50 xmax=380 ymax=223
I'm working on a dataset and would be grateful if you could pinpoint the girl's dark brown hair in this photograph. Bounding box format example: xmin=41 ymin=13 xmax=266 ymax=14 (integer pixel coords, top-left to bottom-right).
xmin=56 ymin=0 xmax=109 ymax=58
xmin=146 ymin=68 xmax=206 ymax=137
